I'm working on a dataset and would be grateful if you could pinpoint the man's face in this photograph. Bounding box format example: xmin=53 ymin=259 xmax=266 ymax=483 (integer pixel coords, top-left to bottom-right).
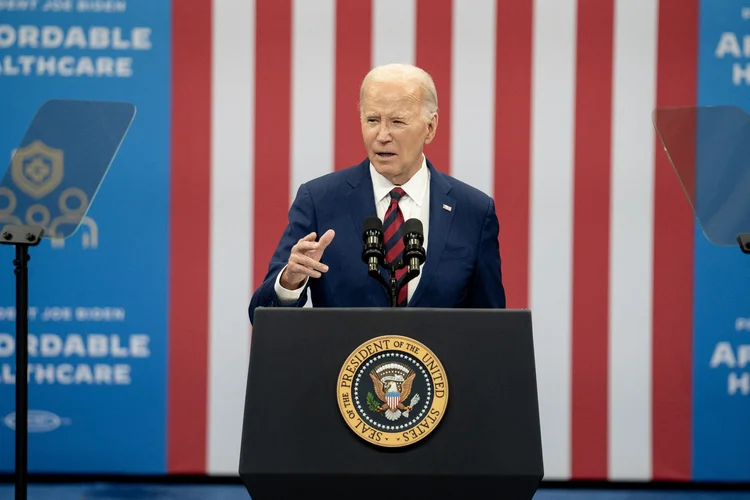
xmin=360 ymin=80 xmax=438 ymax=185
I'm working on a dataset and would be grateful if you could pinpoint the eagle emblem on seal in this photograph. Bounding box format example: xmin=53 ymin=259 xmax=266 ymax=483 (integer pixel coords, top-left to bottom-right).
xmin=367 ymin=361 xmax=421 ymax=421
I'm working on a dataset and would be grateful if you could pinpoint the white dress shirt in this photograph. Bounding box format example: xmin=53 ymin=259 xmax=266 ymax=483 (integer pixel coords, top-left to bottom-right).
xmin=274 ymin=156 xmax=431 ymax=304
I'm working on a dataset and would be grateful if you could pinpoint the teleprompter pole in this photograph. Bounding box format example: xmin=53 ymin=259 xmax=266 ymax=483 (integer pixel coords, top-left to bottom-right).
xmin=1 ymin=224 xmax=44 ymax=500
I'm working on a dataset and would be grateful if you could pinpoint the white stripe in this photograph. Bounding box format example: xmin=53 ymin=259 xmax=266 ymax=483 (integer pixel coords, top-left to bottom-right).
xmin=608 ymin=0 xmax=658 ymax=480
xmin=371 ymin=0 xmax=416 ymax=66
xmin=291 ymin=0 xmax=336 ymax=195
xmin=207 ymin=0 xmax=254 ymax=474
xmin=450 ymin=0 xmax=496 ymax=194
xmin=291 ymin=0 xmax=335 ymax=309
xmin=528 ymin=0 xmax=577 ymax=480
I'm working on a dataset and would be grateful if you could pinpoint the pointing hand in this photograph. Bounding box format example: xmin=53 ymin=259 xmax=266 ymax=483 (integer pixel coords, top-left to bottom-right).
xmin=280 ymin=229 xmax=335 ymax=289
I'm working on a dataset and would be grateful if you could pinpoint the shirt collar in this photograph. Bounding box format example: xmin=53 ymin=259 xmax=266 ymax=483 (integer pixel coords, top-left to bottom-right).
xmin=369 ymin=155 xmax=429 ymax=207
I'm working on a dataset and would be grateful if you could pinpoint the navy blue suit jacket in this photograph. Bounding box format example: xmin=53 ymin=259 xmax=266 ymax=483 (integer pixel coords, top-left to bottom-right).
xmin=248 ymin=158 xmax=506 ymax=324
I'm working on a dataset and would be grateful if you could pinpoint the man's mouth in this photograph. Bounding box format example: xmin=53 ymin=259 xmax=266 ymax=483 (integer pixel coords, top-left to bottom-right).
xmin=376 ymin=152 xmax=396 ymax=158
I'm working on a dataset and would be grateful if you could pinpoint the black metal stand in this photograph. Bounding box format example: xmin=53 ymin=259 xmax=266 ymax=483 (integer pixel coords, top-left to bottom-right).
xmin=737 ymin=233 xmax=750 ymax=253
xmin=385 ymin=260 xmax=422 ymax=307
xmin=0 ymin=224 xmax=44 ymax=500
xmin=361 ymin=218 xmax=426 ymax=307
xmin=389 ymin=267 xmax=399 ymax=307
xmin=362 ymin=255 xmax=417 ymax=307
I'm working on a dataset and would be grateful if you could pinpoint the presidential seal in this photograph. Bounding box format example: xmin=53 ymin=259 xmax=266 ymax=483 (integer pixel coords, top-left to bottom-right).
xmin=336 ymin=335 xmax=448 ymax=448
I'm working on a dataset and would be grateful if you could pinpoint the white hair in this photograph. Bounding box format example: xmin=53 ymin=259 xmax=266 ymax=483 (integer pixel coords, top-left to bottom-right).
xmin=359 ymin=63 xmax=438 ymax=122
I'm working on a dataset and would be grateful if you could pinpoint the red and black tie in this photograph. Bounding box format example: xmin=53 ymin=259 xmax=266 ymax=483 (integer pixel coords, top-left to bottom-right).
xmin=383 ymin=187 xmax=408 ymax=306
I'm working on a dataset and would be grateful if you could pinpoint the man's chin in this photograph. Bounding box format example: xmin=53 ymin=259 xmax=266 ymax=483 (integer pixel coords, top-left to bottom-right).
xmin=372 ymin=164 xmax=411 ymax=184
xmin=371 ymin=161 xmax=398 ymax=176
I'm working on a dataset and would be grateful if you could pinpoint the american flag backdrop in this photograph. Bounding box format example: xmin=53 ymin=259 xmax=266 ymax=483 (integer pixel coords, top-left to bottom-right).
xmin=166 ymin=0 xmax=697 ymax=481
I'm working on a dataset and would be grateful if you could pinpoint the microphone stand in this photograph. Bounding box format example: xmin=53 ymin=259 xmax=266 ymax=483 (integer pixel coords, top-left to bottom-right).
xmin=385 ymin=258 xmax=421 ymax=307
xmin=362 ymin=254 xmax=417 ymax=307
xmin=362 ymin=218 xmax=425 ymax=307
xmin=389 ymin=267 xmax=398 ymax=308
xmin=363 ymin=260 xmax=407 ymax=307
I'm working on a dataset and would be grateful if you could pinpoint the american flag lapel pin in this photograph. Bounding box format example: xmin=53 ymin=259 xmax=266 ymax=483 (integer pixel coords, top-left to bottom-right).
xmin=442 ymin=204 xmax=452 ymax=212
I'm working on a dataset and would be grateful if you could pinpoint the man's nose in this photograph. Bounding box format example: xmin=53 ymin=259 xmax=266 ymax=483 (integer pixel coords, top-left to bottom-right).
xmin=376 ymin=123 xmax=391 ymax=141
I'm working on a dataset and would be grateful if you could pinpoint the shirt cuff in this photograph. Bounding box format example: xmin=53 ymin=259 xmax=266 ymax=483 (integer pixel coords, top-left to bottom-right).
xmin=274 ymin=264 xmax=308 ymax=304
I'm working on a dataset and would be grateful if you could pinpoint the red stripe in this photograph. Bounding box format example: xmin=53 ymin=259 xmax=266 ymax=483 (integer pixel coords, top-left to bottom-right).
xmin=383 ymin=214 xmax=402 ymax=243
xmin=493 ymin=0 xmax=532 ymax=308
xmin=167 ymin=0 xmax=211 ymax=473
xmin=570 ymin=0 xmax=615 ymax=480
xmin=415 ymin=0 xmax=452 ymax=174
xmin=652 ymin=0 xmax=697 ymax=480
xmin=384 ymin=227 xmax=401 ymax=247
xmin=253 ymin=0 xmax=293 ymax=290
xmin=386 ymin=239 xmax=405 ymax=263
xmin=334 ymin=1 xmax=371 ymax=171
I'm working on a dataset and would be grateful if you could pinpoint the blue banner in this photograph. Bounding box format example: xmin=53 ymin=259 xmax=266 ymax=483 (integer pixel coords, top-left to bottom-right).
xmin=0 ymin=0 xmax=171 ymax=473
xmin=694 ymin=0 xmax=750 ymax=481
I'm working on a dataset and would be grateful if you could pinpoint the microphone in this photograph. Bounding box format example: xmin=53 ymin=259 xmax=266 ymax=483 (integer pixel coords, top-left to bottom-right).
xmin=402 ymin=218 xmax=426 ymax=276
xmin=361 ymin=216 xmax=385 ymax=275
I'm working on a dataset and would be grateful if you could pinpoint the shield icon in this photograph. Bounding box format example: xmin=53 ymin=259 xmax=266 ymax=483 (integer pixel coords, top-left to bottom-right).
xmin=11 ymin=139 xmax=64 ymax=199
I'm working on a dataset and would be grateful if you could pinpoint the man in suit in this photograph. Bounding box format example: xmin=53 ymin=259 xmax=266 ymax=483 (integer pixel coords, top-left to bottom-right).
xmin=248 ymin=63 xmax=505 ymax=324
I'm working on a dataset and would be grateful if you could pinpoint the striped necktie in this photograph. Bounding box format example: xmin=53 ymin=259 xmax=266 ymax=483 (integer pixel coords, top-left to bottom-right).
xmin=383 ymin=187 xmax=408 ymax=306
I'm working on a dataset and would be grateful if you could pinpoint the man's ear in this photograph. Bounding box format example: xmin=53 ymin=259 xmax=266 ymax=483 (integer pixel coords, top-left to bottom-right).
xmin=424 ymin=113 xmax=438 ymax=145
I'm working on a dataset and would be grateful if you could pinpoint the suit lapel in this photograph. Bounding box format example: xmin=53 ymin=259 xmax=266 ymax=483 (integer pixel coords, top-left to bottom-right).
xmin=345 ymin=159 xmax=378 ymax=232
xmin=409 ymin=161 xmax=454 ymax=306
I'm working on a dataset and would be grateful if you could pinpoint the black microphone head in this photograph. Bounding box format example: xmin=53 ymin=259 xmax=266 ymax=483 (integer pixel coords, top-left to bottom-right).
xmin=362 ymin=216 xmax=383 ymax=234
xmin=362 ymin=216 xmax=385 ymax=272
xmin=402 ymin=218 xmax=423 ymax=236
xmin=402 ymin=218 xmax=425 ymax=273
